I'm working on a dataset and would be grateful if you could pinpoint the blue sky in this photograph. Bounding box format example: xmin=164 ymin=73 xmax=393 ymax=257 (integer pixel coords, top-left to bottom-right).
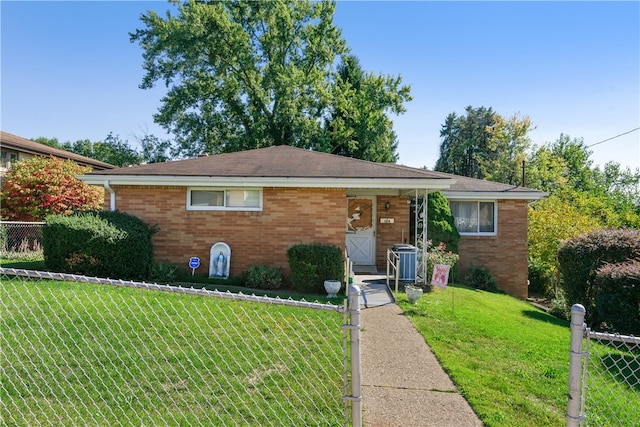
xmin=2 ymin=1 xmax=639 ymax=172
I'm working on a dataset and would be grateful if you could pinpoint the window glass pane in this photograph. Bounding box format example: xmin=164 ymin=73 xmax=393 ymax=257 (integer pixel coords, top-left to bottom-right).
xmin=479 ymin=202 xmax=495 ymax=232
xmin=226 ymin=190 xmax=260 ymax=208
xmin=191 ymin=190 xmax=224 ymax=206
xmin=450 ymin=201 xmax=478 ymax=233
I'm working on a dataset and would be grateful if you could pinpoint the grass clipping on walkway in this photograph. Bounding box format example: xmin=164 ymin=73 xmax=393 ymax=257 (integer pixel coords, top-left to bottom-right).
xmin=399 ymin=285 xmax=570 ymax=427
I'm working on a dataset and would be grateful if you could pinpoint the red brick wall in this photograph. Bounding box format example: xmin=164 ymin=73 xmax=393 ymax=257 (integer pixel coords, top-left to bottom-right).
xmin=375 ymin=196 xmax=411 ymax=267
xmin=457 ymin=199 xmax=529 ymax=299
xmin=109 ymin=186 xmax=346 ymax=277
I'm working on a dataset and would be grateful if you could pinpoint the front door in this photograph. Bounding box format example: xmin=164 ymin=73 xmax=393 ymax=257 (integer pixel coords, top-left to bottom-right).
xmin=346 ymin=196 xmax=376 ymax=265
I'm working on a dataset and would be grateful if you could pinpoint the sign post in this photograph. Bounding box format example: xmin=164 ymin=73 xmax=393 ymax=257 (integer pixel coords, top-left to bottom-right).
xmin=189 ymin=257 xmax=200 ymax=276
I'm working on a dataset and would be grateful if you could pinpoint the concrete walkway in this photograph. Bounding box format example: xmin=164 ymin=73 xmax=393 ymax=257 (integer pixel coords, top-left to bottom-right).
xmin=354 ymin=274 xmax=483 ymax=427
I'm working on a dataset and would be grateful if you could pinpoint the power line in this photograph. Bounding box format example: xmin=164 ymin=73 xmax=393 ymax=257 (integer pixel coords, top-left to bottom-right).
xmin=587 ymin=127 xmax=640 ymax=148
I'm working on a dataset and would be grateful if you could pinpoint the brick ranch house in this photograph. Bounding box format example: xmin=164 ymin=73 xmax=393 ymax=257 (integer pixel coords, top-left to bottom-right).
xmin=80 ymin=145 xmax=546 ymax=298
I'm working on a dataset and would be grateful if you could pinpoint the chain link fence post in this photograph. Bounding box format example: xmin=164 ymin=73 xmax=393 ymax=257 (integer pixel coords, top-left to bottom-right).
xmin=567 ymin=303 xmax=586 ymax=427
xmin=348 ymin=284 xmax=362 ymax=427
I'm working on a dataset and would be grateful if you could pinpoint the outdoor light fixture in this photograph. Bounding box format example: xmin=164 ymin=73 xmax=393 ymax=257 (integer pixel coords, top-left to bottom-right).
xmin=385 ymin=201 xmax=391 ymax=212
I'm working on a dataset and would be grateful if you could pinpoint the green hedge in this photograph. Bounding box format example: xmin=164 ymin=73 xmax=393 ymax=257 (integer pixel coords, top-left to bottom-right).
xmin=43 ymin=211 xmax=157 ymax=280
xmin=287 ymin=243 xmax=344 ymax=294
xmin=557 ymin=228 xmax=640 ymax=330
xmin=593 ymin=259 xmax=640 ymax=335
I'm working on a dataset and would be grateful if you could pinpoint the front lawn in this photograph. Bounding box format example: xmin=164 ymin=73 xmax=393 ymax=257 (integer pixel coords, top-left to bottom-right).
xmin=399 ymin=285 xmax=639 ymax=426
xmin=400 ymin=285 xmax=572 ymax=426
xmin=1 ymin=277 xmax=345 ymax=426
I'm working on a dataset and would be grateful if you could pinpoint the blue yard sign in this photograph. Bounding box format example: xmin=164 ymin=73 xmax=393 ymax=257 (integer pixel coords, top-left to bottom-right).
xmin=189 ymin=257 xmax=200 ymax=275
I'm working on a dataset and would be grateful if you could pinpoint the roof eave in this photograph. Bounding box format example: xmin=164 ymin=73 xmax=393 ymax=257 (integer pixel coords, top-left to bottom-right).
xmin=442 ymin=190 xmax=548 ymax=200
xmin=79 ymin=175 xmax=456 ymax=190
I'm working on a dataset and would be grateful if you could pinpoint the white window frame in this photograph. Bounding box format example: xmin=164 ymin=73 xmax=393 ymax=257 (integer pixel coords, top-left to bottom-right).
xmin=187 ymin=187 xmax=263 ymax=211
xmin=448 ymin=200 xmax=498 ymax=236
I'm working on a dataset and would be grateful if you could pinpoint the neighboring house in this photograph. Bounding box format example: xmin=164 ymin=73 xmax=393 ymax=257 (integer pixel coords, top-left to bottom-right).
xmin=0 ymin=131 xmax=114 ymax=176
xmin=80 ymin=145 xmax=545 ymax=298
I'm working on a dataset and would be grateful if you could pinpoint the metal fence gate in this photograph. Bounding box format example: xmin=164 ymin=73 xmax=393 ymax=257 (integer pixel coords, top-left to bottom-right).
xmin=0 ymin=268 xmax=363 ymax=426
xmin=567 ymin=304 xmax=640 ymax=426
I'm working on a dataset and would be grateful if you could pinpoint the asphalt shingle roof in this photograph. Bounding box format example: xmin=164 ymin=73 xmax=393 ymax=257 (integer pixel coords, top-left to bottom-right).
xmin=1 ymin=131 xmax=114 ymax=170
xmin=89 ymin=145 xmax=448 ymax=180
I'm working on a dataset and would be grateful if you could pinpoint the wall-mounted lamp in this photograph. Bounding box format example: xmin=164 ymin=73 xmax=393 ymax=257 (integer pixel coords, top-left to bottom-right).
xmin=384 ymin=201 xmax=391 ymax=212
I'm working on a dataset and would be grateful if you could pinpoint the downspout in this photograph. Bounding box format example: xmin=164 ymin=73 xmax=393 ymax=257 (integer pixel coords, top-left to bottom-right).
xmin=104 ymin=180 xmax=116 ymax=211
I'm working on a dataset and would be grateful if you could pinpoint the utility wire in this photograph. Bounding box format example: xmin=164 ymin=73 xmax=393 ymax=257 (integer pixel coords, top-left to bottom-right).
xmin=587 ymin=127 xmax=640 ymax=148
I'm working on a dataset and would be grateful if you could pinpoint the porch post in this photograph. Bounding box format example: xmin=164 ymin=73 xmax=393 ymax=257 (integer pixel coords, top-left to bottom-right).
xmin=414 ymin=189 xmax=428 ymax=284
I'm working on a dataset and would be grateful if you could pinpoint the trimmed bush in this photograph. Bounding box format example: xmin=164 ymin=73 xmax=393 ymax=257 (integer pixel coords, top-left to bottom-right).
xmin=43 ymin=210 xmax=157 ymax=280
xmin=246 ymin=265 xmax=283 ymax=290
xmin=593 ymin=259 xmax=640 ymax=334
xmin=464 ymin=265 xmax=498 ymax=292
xmin=557 ymin=228 xmax=640 ymax=327
xmin=287 ymin=243 xmax=344 ymax=293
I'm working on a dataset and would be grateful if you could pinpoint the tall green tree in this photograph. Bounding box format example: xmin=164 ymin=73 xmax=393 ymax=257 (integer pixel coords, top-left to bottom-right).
xmin=484 ymin=113 xmax=534 ymax=185
xmin=130 ymin=0 xmax=411 ymax=160
xmin=324 ymin=55 xmax=411 ymax=162
xmin=435 ymin=106 xmax=534 ymax=184
xmin=435 ymin=106 xmax=497 ymax=179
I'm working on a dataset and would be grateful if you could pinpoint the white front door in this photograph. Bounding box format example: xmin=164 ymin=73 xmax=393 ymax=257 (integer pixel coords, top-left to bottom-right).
xmin=346 ymin=196 xmax=376 ymax=265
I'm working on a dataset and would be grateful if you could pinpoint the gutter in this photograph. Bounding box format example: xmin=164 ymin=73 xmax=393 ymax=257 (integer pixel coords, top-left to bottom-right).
xmin=104 ymin=180 xmax=116 ymax=211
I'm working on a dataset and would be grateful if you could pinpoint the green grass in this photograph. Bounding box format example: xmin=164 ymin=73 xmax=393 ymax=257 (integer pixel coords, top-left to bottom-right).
xmin=398 ymin=285 xmax=639 ymax=427
xmin=1 ymin=278 xmax=345 ymax=426
xmin=0 ymin=254 xmax=46 ymax=270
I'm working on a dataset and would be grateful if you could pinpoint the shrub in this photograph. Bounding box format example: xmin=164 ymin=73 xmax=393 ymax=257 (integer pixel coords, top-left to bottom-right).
xmin=287 ymin=243 xmax=343 ymax=293
xmin=593 ymin=259 xmax=640 ymax=334
xmin=1 ymin=156 xmax=103 ymax=221
xmin=426 ymin=240 xmax=459 ymax=284
xmin=427 ymin=192 xmax=460 ymax=254
xmin=548 ymin=289 xmax=569 ymax=321
xmin=464 ymin=266 xmax=497 ymax=292
xmin=557 ymin=228 xmax=640 ymax=327
xmin=43 ymin=210 xmax=157 ymax=280
xmin=528 ymin=257 xmax=555 ymax=296
xmin=246 ymin=265 xmax=283 ymax=290
xmin=148 ymin=262 xmax=179 ymax=284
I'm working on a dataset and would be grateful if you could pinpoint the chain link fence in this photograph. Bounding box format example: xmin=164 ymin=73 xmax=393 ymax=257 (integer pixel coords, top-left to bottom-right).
xmin=1 ymin=268 xmax=359 ymax=426
xmin=0 ymin=221 xmax=44 ymax=256
xmin=568 ymin=304 xmax=640 ymax=426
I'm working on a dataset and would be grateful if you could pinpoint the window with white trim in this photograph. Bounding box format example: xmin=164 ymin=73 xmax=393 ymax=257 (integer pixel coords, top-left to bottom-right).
xmin=449 ymin=200 xmax=496 ymax=235
xmin=187 ymin=188 xmax=262 ymax=211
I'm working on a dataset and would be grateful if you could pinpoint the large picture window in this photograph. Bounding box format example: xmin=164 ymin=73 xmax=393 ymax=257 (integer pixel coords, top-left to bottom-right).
xmin=449 ymin=200 xmax=496 ymax=235
xmin=187 ymin=188 xmax=262 ymax=211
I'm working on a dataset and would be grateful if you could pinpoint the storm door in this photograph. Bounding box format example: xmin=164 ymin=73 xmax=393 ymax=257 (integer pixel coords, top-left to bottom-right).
xmin=346 ymin=196 xmax=376 ymax=265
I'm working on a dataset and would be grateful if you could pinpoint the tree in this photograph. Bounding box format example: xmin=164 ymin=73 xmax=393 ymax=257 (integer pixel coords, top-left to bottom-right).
xmin=526 ymin=133 xmax=640 ymax=296
xmin=547 ymin=134 xmax=593 ymax=191
xmin=324 ymin=55 xmax=411 ymax=162
xmin=137 ymin=133 xmax=172 ymax=164
xmin=435 ymin=106 xmax=497 ymax=179
xmin=130 ymin=0 xmax=411 ymax=160
xmin=435 ymin=106 xmax=535 ymax=183
xmin=484 ymin=113 xmax=534 ymax=185
xmin=35 ymin=134 xmax=146 ymax=167
xmin=0 ymin=157 xmax=104 ymax=221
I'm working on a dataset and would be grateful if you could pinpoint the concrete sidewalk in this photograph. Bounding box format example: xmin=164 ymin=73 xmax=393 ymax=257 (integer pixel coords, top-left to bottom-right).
xmin=355 ymin=275 xmax=483 ymax=426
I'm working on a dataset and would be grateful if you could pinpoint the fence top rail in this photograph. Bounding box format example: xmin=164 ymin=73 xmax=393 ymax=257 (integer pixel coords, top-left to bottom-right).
xmin=0 ymin=268 xmax=345 ymax=313
xmin=0 ymin=221 xmax=46 ymax=225
xmin=586 ymin=328 xmax=640 ymax=345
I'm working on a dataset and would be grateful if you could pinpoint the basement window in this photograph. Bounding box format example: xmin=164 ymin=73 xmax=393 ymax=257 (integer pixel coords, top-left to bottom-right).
xmin=187 ymin=188 xmax=262 ymax=211
xmin=449 ymin=200 xmax=497 ymax=235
